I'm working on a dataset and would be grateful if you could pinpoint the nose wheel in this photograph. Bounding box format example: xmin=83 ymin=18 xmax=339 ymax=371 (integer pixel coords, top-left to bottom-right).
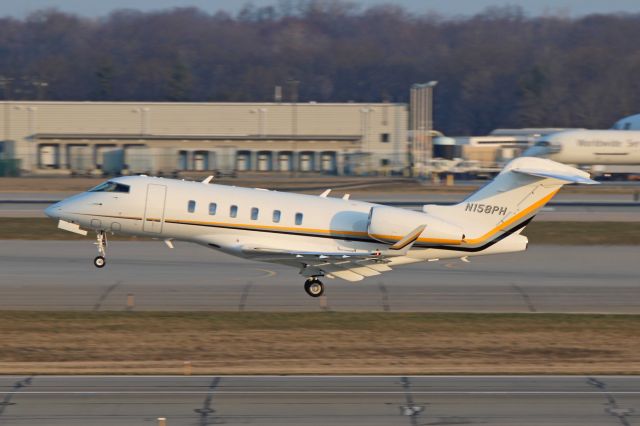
xmin=304 ymin=278 xmax=324 ymax=297
xmin=93 ymin=231 xmax=107 ymax=268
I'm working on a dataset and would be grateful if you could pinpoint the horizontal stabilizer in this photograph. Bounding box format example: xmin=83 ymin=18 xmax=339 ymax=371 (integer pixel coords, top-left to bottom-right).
xmin=512 ymin=168 xmax=599 ymax=185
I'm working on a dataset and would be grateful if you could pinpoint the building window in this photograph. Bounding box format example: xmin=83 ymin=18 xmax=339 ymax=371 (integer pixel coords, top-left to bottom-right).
xmin=209 ymin=203 xmax=217 ymax=215
xmin=251 ymin=207 xmax=259 ymax=220
xmin=188 ymin=200 xmax=196 ymax=213
xmin=380 ymin=133 xmax=390 ymax=143
xmin=380 ymin=159 xmax=390 ymax=166
xmin=273 ymin=210 xmax=281 ymax=223
xmin=295 ymin=212 xmax=303 ymax=225
xmin=230 ymin=205 xmax=238 ymax=218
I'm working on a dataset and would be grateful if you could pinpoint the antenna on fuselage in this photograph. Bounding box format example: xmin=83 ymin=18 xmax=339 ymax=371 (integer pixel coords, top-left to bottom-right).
xmin=202 ymin=176 xmax=214 ymax=184
xmin=320 ymin=189 xmax=331 ymax=197
xmin=342 ymin=194 xmax=350 ymax=200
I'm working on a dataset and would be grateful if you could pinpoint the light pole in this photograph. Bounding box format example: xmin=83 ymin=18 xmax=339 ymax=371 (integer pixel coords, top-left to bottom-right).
xmin=360 ymin=107 xmax=373 ymax=174
xmin=32 ymin=80 xmax=49 ymax=100
xmin=288 ymin=79 xmax=299 ymax=177
xmin=0 ymin=76 xmax=12 ymax=142
xmin=410 ymin=81 xmax=438 ymax=177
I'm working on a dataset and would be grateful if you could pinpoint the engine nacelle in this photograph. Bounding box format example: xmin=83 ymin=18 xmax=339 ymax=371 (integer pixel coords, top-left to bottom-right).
xmin=367 ymin=206 xmax=464 ymax=246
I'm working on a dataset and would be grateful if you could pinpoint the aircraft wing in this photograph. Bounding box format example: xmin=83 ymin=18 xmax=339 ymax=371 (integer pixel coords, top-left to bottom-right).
xmin=240 ymin=246 xmax=396 ymax=281
xmin=237 ymin=225 xmax=427 ymax=281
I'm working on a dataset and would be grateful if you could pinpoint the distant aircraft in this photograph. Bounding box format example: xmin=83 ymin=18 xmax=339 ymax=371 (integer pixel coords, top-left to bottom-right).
xmin=524 ymin=130 xmax=640 ymax=165
xmin=612 ymin=113 xmax=640 ymax=130
xmin=45 ymin=157 xmax=596 ymax=298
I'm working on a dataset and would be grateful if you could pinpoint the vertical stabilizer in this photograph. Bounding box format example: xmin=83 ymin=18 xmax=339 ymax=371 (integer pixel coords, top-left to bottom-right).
xmin=423 ymin=157 xmax=597 ymax=248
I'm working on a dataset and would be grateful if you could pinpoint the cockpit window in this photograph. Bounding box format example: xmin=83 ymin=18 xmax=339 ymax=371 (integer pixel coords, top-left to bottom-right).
xmin=89 ymin=181 xmax=130 ymax=193
xmin=533 ymin=140 xmax=561 ymax=153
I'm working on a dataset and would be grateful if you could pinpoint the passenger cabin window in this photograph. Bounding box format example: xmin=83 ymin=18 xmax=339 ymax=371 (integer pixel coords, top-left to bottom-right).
xmin=188 ymin=200 xmax=196 ymax=213
xmin=295 ymin=212 xmax=303 ymax=225
xmin=230 ymin=205 xmax=238 ymax=218
xmin=209 ymin=203 xmax=217 ymax=215
xmin=89 ymin=181 xmax=130 ymax=193
xmin=251 ymin=207 xmax=259 ymax=220
xmin=273 ymin=210 xmax=281 ymax=223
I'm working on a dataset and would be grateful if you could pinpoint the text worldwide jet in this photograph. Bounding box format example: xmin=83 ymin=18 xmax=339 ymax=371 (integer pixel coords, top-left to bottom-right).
xmin=45 ymin=157 xmax=597 ymax=297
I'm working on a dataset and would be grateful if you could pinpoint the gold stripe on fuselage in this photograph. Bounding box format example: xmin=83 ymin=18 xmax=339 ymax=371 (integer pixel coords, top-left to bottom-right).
xmin=71 ymin=190 xmax=557 ymax=248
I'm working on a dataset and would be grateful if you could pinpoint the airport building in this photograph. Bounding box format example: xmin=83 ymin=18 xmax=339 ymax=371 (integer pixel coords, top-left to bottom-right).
xmin=0 ymin=101 xmax=408 ymax=176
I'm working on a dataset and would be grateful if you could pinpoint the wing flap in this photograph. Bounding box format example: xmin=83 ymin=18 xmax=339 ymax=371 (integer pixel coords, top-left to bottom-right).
xmin=330 ymin=270 xmax=365 ymax=282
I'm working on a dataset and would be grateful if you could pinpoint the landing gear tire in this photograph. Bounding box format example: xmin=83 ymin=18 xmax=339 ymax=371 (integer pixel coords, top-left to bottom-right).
xmin=94 ymin=256 xmax=106 ymax=268
xmin=93 ymin=231 xmax=107 ymax=268
xmin=304 ymin=278 xmax=324 ymax=298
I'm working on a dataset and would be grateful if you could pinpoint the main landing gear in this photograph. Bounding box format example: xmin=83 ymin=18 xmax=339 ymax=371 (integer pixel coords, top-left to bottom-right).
xmin=304 ymin=277 xmax=324 ymax=297
xmin=93 ymin=231 xmax=107 ymax=268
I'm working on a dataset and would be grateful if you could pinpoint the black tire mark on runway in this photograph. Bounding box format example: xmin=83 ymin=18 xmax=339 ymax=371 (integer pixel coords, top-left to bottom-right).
xmin=587 ymin=377 xmax=632 ymax=426
xmin=400 ymin=377 xmax=423 ymax=426
xmin=194 ymin=377 xmax=221 ymax=425
xmin=378 ymin=281 xmax=390 ymax=312
xmin=0 ymin=376 xmax=33 ymax=417
xmin=511 ymin=283 xmax=537 ymax=313
xmin=93 ymin=281 xmax=122 ymax=311
xmin=238 ymin=281 xmax=253 ymax=312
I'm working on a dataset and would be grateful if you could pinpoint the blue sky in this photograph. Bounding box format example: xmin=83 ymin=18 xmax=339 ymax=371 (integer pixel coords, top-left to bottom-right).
xmin=6 ymin=0 xmax=640 ymax=18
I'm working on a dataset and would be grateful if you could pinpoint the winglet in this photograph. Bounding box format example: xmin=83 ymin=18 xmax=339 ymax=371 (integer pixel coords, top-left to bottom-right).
xmin=320 ymin=189 xmax=332 ymax=198
xmin=202 ymin=176 xmax=214 ymax=184
xmin=389 ymin=224 xmax=426 ymax=251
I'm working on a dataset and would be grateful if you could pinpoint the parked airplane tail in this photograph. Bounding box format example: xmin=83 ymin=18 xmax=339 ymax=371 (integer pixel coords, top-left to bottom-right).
xmin=423 ymin=157 xmax=598 ymax=248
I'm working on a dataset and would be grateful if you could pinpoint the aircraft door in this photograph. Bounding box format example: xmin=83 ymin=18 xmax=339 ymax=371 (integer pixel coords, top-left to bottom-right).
xmin=143 ymin=184 xmax=167 ymax=233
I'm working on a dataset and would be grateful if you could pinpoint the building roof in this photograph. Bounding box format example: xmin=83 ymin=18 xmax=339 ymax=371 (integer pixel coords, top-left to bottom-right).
xmin=33 ymin=133 xmax=362 ymax=142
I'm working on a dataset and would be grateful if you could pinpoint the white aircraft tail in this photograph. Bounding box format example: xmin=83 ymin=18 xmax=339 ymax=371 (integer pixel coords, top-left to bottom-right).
xmin=423 ymin=157 xmax=598 ymax=248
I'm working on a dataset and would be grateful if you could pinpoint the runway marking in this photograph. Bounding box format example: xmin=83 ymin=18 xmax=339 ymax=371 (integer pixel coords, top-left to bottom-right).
xmin=255 ymin=269 xmax=277 ymax=279
xmin=400 ymin=376 xmax=423 ymax=425
xmin=587 ymin=377 xmax=633 ymax=426
xmin=378 ymin=281 xmax=390 ymax=312
xmin=0 ymin=376 xmax=33 ymax=417
xmin=238 ymin=281 xmax=253 ymax=311
xmin=93 ymin=280 xmax=122 ymax=311
xmin=4 ymin=391 xmax=640 ymax=395
xmin=195 ymin=377 xmax=220 ymax=426
xmin=511 ymin=283 xmax=537 ymax=313
xmin=231 ymin=268 xmax=276 ymax=281
xmin=2 ymin=375 xmax=637 ymax=378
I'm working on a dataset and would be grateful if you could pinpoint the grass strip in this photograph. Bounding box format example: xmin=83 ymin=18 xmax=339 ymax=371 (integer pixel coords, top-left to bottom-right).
xmin=0 ymin=312 xmax=638 ymax=375
xmin=1 ymin=218 xmax=638 ymax=244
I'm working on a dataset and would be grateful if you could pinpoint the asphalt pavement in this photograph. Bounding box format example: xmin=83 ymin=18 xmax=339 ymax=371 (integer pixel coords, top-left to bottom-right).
xmin=0 ymin=375 xmax=638 ymax=425
xmin=0 ymin=241 xmax=638 ymax=313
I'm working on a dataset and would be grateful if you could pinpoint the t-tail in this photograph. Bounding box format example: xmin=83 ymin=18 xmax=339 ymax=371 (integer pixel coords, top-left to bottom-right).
xmin=423 ymin=157 xmax=598 ymax=249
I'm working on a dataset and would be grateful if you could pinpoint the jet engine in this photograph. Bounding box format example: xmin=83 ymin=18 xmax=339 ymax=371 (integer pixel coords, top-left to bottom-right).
xmin=367 ymin=206 xmax=464 ymax=246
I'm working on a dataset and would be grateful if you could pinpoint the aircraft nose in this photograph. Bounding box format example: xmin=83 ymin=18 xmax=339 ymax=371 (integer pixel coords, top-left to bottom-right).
xmin=44 ymin=202 xmax=63 ymax=219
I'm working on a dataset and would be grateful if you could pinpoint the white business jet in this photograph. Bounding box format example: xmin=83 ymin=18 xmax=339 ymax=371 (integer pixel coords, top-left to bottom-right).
xmin=45 ymin=157 xmax=597 ymax=298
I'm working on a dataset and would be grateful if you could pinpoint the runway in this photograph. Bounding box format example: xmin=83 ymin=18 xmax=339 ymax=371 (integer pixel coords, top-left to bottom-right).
xmin=0 ymin=375 xmax=638 ymax=425
xmin=0 ymin=241 xmax=638 ymax=313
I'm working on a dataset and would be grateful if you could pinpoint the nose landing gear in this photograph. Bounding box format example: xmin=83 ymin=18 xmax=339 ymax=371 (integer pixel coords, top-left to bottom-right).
xmin=93 ymin=231 xmax=107 ymax=268
xmin=304 ymin=277 xmax=324 ymax=297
